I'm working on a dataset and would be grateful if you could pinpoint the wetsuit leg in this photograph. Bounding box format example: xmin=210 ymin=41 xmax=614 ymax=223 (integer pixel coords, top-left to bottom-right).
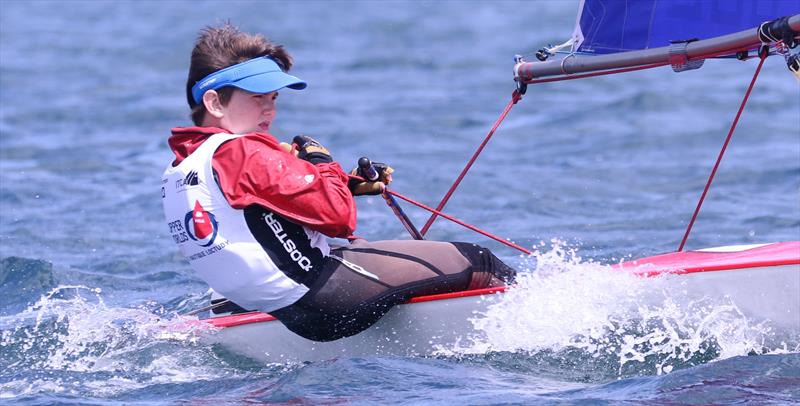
xmin=451 ymin=242 xmax=517 ymax=288
xmin=270 ymin=240 xmax=516 ymax=342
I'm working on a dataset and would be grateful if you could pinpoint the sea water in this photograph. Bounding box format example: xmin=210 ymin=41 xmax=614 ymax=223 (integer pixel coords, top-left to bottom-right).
xmin=1 ymin=1 xmax=799 ymax=404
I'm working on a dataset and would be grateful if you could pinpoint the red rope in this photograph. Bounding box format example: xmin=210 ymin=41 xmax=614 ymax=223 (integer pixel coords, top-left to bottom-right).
xmin=386 ymin=189 xmax=532 ymax=255
xmin=348 ymin=174 xmax=531 ymax=254
xmin=419 ymin=90 xmax=523 ymax=235
xmin=678 ymin=54 xmax=767 ymax=251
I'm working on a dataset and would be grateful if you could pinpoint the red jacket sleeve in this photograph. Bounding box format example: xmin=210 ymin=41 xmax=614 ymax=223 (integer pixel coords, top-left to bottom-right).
xmin=211 ymin=133 xmax=357 ymax=238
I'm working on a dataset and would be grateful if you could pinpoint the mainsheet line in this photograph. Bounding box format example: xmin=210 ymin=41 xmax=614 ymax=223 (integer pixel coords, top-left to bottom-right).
xmin=385 ymin=189 xmax=533 ymax=256
xmin=347 ymin=173 xmax=532 ymax=255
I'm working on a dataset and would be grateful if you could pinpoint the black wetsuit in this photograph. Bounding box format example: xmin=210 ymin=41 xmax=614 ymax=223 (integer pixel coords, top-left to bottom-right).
xmin=215 ymin=239 xmax=516 ymax=342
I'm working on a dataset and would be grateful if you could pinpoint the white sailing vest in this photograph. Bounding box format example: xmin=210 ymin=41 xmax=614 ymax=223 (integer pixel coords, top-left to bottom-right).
xmin=161 ymin=133 xmax=329 ymax=312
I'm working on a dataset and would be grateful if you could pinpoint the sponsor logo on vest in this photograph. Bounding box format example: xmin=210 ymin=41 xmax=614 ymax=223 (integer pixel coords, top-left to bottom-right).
xmin=263 ymin=212 xmax=313 ymax=272
xmin=167 ymin=219 xmax=189 ymax=244
xmin=175 ymin=170 xmax=200 ymax=190
xmin=184 ymin=200 xmax=219 ymax=247
xmin=186 ymin=240 xmax=229 ymax=261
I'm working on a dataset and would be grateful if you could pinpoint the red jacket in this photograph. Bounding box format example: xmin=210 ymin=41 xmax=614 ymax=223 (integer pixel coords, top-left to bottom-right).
xmin=168 ymin=126 xmax=357 ymax=238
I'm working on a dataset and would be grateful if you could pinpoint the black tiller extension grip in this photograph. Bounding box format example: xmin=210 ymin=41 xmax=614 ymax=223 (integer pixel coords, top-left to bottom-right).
xmin=357 ymin=157 xmax=380 ymax=181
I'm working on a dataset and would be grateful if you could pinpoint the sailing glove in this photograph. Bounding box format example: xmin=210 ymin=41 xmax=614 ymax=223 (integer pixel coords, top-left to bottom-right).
xmin=292 ymin=135 xmax=333 ymax=164
xmin=349 ymin=162 xmax=394 ymax=196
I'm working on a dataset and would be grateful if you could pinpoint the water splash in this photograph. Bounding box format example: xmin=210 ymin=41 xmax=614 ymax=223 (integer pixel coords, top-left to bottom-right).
xmin=442 ymin=241 xmax=792 ymax=377
xmin=0 ymin=285 xmax=249 ymax=398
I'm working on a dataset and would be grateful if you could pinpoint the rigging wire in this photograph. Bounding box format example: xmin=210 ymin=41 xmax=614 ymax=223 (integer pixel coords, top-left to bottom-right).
xmin=369 ymin=32 xmax=787 ymax=254
xmin=418 ymin=90 xmax=523 ymax=236
xmin=677 ymin=48 xmax=768 ymax=251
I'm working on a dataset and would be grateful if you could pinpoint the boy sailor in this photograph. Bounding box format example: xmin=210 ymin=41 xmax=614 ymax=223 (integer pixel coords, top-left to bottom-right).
xmin=163 ymin=24 xmax=515 ymax=341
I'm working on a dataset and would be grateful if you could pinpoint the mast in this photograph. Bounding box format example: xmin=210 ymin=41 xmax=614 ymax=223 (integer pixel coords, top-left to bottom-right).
xmin=515 ymin=14 xmax=800 ymax=82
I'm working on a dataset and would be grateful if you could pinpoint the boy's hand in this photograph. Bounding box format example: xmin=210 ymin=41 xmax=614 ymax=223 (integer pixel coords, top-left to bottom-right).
xmin=349 ymin=162 xmax=394 ymax=196
xmin=292 ymin=135 xmax=332 ymax=164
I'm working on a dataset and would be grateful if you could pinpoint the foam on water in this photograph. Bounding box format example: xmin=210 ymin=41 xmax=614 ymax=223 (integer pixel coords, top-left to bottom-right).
xmin=440 ymin=242 xmax=796 ymax=377
xmin=1 ymin=244 xmax=797 ymax=399
xmin=0 ymin=285 xmax=251 ymax=398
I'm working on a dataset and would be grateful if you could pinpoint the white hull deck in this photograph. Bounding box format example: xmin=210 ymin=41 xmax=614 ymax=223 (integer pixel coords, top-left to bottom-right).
xmin=202 ymin=242 xmax=800 ymax=363
xmin=204 ymin=287 xmax=505 ymax=363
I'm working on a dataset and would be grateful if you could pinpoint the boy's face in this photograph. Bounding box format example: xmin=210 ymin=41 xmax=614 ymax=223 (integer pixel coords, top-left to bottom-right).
xmin=219 ymin=88 xmax=278 ymax=134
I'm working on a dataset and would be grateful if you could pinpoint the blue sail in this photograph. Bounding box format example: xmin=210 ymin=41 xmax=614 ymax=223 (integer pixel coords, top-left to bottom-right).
xmin=574 ymin=0 xmax=799 ymax=54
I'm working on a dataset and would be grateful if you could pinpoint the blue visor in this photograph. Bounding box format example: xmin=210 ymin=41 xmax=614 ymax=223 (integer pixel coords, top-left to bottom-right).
xmin=191 ymin=57 xmax=307 ymax=104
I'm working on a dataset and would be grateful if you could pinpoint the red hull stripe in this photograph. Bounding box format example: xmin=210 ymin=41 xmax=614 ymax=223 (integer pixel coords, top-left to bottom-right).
xmin=203 ymin=241 xmax=799 ymax=329
xmin=204 ymin=286 xmax=508 ymax=328
xmin=406 ymin=286 xmax=507 ymax=303
xmin=205 ymin=312 xmax=276 ymax=328
xmin=615 ymin=241 xmax=800 ymax=275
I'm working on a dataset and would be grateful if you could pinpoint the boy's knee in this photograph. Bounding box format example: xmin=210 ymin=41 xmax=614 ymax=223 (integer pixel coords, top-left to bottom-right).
xmin=451 ymin=242 xmax=516 ymax=284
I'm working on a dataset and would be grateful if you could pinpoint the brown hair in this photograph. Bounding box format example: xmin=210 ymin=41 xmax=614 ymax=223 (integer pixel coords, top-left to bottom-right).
xmin=186 ymin=24 xmax=293 ymax=125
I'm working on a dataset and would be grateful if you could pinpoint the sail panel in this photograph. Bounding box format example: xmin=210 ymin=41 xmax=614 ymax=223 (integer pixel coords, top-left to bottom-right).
xmin=574 ymin=0 xmax=799 ymax=54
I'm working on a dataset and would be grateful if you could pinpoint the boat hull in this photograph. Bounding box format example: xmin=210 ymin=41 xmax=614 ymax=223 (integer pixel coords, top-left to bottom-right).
xmin=617 ymin=242 xmax=800 ymax=331
xmin=204 ymin=287 xmax=505 ymax=363
xmin=202 ymin=242 xmax=800 ymax=363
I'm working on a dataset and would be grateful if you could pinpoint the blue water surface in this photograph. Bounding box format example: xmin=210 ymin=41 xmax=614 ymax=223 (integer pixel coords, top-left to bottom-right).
xmin=1 ymin=0 xmax=798 ymax=404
